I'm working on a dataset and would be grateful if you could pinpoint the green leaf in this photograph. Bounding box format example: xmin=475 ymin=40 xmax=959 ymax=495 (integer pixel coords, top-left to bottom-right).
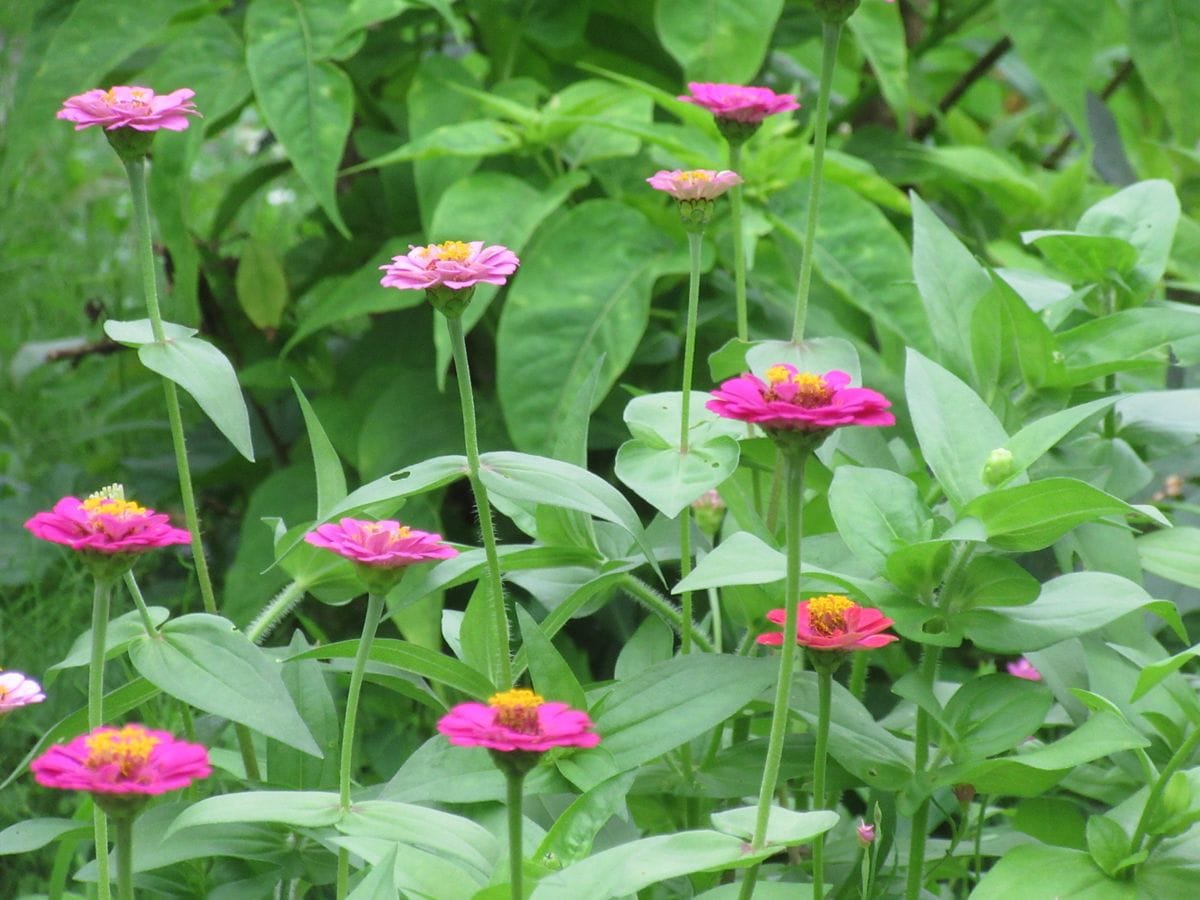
xmin=0 ymin=819 xmax=89 ymax=856
xmin=1129 ymin=3 xmax=1200 ymax=147
xmin=593 ymin=655 xmax=777 ymax=772
xmin=135 ymin=334 xmax=255 ymax=461
xmin=674 ymin=532 xmax=784 ymax=591
xmin=267 ymin=631 xmax=339 ymax=790
xmin=905 ymin=349 xmax=1011 ymax=509
xmin=1088 ymin=815 xmax=1132 ymax=877
xmin=847 ymin=0 xmax=908 ymax=123
xmin=292 ymin=381 xmax=347 ymax=519
xmin=289 ymin=637 xmax=495 ymax=700
xmin=497 ymin=200 xmax=681 ymax=454
xmin=1056 ymin=308 xmax=1200 ymax=384
xmin=1130 ymin=641 xmax=1200 ymax=702
xmin=969 ymin=273 xmax=1060 ymax=392
xmin=336 ymin=799 xmax=498 ymax=874
xmin=742 ymin=337 xmax=863 ymax=385
xmin=711 ymin=806 xmax=839 ymax=848
xmin=347 ymin=120 xmax=521 ymax=173
xmin=654 ymin=0 xmax=784 ymax=83
xmin=1003 ymin=397 xmax=1119 ymax=480
xmin=515 ymin=604 xmax=586 ymax=711
xmin=323 ymin=455 xmax=468 ymax=522
xmin=537 ymin=770 xmax=638 ymax=866
xmin=167 ymin=791 xmax=343 ymax=835
xmin=943 ymin=674 xmax=1053 ymax=761
xmin=1138 ymin=527 xmax=1200 ymax=590
xmin=245 ymin=0 xmax=354 ymax=237
xmin=615 ymin=436 xmax=740 ymax=519
xmin=957 ymin=555 xmax=1040 ymax=610
xmin=614 ymin=616 xmax=674 ymax=682
xmin=1021 ymin=231 xmax=1138 ymax=284
xmin=828 ymin=467 xmax=932 ymax=573
xmin=973 ymin=844 xmax=1138 ymax=900
xmin=129 ymin=614 xmax=320 ymax=756
xmin=235 ymin=238 xmax=289 ymax=330
xmin=962 ymin=477 xmax=1145 ymax=551
xmin=1076 ymin=180 xmax=1182 ymax=300
xmin=48 ymin=606 xmax=169 ymax=675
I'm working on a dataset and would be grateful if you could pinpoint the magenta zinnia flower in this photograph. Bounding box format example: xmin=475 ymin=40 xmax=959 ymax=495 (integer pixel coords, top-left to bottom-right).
xmin=1006 ymin=657 xmax=1042 ymax=681
xmin=647 ymin=169 xmax=743 ymax=201
xmin=304 ymin=518 xmax=458 ymax=568
xmin=379 ymin=240 xmax=520 ymax=292
xmin=679 ymin=82 xmax=799 ymax=124
xmin=25 ymin=489 xmax=190 ymax=556
xmin=32 ymin=724 xmax=211 ymax=796
xmin=57 ymin=86 xmax=199 ymax=132
xmin=707 ymin=364 xmax=894 ymax=431
xmin=757 ymin=595 xmax=898 ymax=651
xmin=0 ymin=671 xmax=46 ymax=715
xmin=437 ymin=688 xmax=600 ymax=753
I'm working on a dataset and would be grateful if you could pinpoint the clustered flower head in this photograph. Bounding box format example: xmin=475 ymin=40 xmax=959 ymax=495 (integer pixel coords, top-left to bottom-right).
xmin=438 ymin=688 xmax=600 ymax=754
xmin=708 ymin=365 xmax=894 ymax=441
xmin=758 ymin=594 xmax=897 ymax=652
xmin=1006 ymin=657 xmax=1042 ymax=681
xmin=57 ymin=86 xmax=200 ymax=132
xmin=0 ymin=670 xmax=45 ymax=715
xmin=305 ymin=517 xmax=458 ymax=593
xmin=380 ymin=240 xmax=520 ymax=316
xmin=32 ymin=723 xmax=211 ymax=814
xmin=647 ymin=169 xmax=743 ymax=232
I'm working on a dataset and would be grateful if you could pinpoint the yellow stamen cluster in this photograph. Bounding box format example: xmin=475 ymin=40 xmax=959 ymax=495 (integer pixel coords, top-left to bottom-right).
xmin=432 ymin=240 xmax=472 ymax=262
xmin=681 ymin=170 xmax=714 ymax=182
xmin=792 ymin=372 xmax=833 ymax=407
xmin=489 ymin=688 xmax=545 ymax=733
xmin=807 ymin=594 xmax=855 ymax=636
xmin=82 ymin=496 xmax=147 ymax=519
xmin=85 ymin=724 xmax=159 ymax=774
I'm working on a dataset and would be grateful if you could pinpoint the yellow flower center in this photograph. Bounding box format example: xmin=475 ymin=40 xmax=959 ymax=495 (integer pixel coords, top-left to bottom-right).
xmin=85 ymin=725 xmax=159 ymax=774
xmin=489 ymin=688 xmax=545 ymax=733
xmin=791 ymin=371 xmax=833 ymax=408
xmin=432 ymin=240 xmax=472 ymax=262
xmin=681 ymin=170 xmax=713 ymax=182
xmin=807 ymin=594 xmax=855 ymax=636
xmin=81 ymin=496 xmax=147 ymax=519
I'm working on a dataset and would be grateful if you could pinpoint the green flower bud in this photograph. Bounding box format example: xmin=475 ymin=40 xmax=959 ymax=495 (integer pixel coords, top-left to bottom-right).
xmin=982 ymin=448 xmax=1016 ymax=488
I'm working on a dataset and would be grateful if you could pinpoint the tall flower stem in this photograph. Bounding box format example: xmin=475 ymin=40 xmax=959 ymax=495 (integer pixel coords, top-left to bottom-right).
xmin=728 ymin=143 xmax=749 ymax=342
xmin=123 ymin=156 xmax=217 ymax=616
xmin=89 ymin=578 xmax=113 ymax=900
xmin=246 ymin=579 xmax=308 ymax=645
xmin=792 ymin=20 xmax=843 ymax=341
xmin=740 ymin=453 xmax=807 ymax=899
xmin=905 ymin=644 xmax=942 ymax=900
xmin=122 ymin=571 xmax=159 ymax=635
xmin=617 ymin=575 xmax=714 ymax=653
xmin=113 ymin=815 xmax=135 ymax=900
xmin=446 ymin=315 xmax=512 ymax=689
xmin=336 ymin=591 xmax=386 ymax=899
xmin=811 ymin=666 xmax=834 ymax=897
xmin=848 ymin=649 xmax=869 ymax=701
xmin=678 ymin=230 xmax=704 ymax=654
xmin=1131 ymin=725 xmax=1200 ymax=852
xmin=506 ymin=770 xmax=527 ymax=900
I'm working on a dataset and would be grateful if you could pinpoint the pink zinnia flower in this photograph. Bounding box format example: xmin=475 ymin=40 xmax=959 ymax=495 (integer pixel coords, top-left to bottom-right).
xmin=379 ymin=240 xmax=520 ymax=292
xmin=0 ymin=671 xmax=46 ymax=715
xmin=437 ymin=688 xmax=600 ymax=753
xmin=707 ymin=364 xmax=894 ymax=431
xmin=647 ymin=169 xmax=743 ymax=201
xmin=304 ymin=518 xmax=458 ymax=568
xmin=1006 ymin=657 xmax=1042 ymax=681
xmin=679 ymin=83 xmax=799 ymax=124
xmin=24 ymin=488 xmax=190 ymax=556
xmin=57 ymin=86 xmax=199 ymax=132
xmin=757 ymin=595 xmax=898 ymax=651
xmin=31 ymin=723 xmax=211 ymax=796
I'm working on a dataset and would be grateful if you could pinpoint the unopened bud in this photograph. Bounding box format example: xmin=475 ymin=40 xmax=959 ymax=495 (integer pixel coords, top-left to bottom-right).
xmin=953 ymin=783 xmax=977 ymax=805
xmin=691 ymin=489 xmax=726 ymax=536
xmin=856 ymin=820 xmax=876 ymax=846
xmin=982 ymin=448 xmax=1015 ymax=488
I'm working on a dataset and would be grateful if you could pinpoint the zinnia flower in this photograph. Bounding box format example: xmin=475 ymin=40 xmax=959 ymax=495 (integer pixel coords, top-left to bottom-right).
xmin=57 ymin=86 xmax=199 ymax=132
xmin=437 ymin=688 xmax=600 ymax=753
xmin=32 ymin=724 xmax=211 ymax=797
xmin=304 ymin=518 xmax=458 ymax=593
xmin=25 ymin=487 xmax=190 ymax=556
xmin=1006 ymin=657 xmax=1042 ymax=681
xmin=757 ymin=595 xmax=897 ymax=651
xmin=0 ymin=671 xmax=46 ymax=715
xmin=647 ymin=169 xmax=743 ymax=201
xmin=678 ymin=83 xmax=799 ymax=124
xmin=380 ymin=241 xmax=520 ymax=292
xmin=707 ymin=365 xmax=894 ymax=432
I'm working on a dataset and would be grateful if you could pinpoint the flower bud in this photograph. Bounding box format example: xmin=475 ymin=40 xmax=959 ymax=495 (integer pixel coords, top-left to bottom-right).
xmin=953 ymin=783 xmax=977 ymax=805
xmin=691 ymin=490 xmax=726 ymax=537
xmin=981 ymin=447 xmax=1015 ymax=487
xmin=813 ymin=0 xmax=863 ymax=24
xmin=856 ymin=820 xmax=876 ymax=846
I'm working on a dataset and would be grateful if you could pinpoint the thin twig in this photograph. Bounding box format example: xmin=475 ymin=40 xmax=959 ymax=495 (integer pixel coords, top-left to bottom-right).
xmin=1042 ymin=59 xmax=1135 ymax=168
xmin=912 ymin=37 xmax=1012 ymax=141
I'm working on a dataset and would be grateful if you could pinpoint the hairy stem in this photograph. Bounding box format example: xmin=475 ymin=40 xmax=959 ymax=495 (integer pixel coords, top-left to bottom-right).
xmin=728 ymin=142 xmax=749 ymax=341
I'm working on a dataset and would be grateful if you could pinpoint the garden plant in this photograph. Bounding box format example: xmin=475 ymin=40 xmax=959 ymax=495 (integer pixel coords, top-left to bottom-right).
xmin=2 ymin=0 xmax=1200 ymax=898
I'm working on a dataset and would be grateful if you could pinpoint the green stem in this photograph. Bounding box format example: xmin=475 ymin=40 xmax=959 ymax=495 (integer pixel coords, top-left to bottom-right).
xmin=972 ymin=795 xmax=987 ymax=886
xmin=113 ymin=815 xmax=134 ymax=900
xmin=89 ymin=579 xmax=113 ymax=729
xmin=792 ymin=20 xmax=842 ymax=342
xmin=123 ymin=156 xmax=217 ymax=615
xmin=446 ymin=315 xmax=512 ymax=689
xmin=507 ymin=771 xmax=526 ymax=900
xmin=1131 ymin=726 xmax=1200 ymax=852
xmin=680 ymin=230 xmax=703 ymax=452
xmin=94 ymin=806 xmax=111 ymax=900
xmin=679 ymin=513 xmax=694 ymax=654
xmin=618 ymin=575 xmax=714 ymax=653
xmin=848 ymin=649 xmax=869 ymax=702
xmin=708 ymin=586 xmax=723 ymax=653
xmin=812 ymin=668 xmax=833 ymax=898
xmin=728 ymin=142 xmax=748 ymax=342
xmin=741 ymin=454 xmax=807 ymax=899
xmin=122 ymin=571 xmax=159 ymax=635
xmin=336 ymin=592 xmax=386 ymax=899
xmin=246 ymin=580 xmax=308 ymax=645
xmin=905 ymin=644 xmax=942 ymax=900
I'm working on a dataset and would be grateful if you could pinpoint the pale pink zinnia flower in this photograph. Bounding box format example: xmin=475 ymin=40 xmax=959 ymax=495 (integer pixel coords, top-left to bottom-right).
xmin=1006 ymin=657 xmax=1042 ymax=681
xmin=379 ymin=240 xmax=520 ymax=292
xmin=437 ymin=688 xmax=600 ymax=753
xmin=32 ymin=724 xmax=211 ymax=796
xmin=757 ymin=595 xmax=897 ymax=651
xmin=304 ymin=518 xmax=458 ymax=568
xmin=0 ymin=671 xmax=46 ymax=715
xmin=57 ymin=86 xmax=199 ymax=132
xmin=25 ymin=488 xmax=190 ymax=556
xmin=647 ymin=169 xmax=743 ymax=201
xmin=679 ymin=82 xmax=799 ymax=124
xmin=707 ymin=364 xmax=894 ymax=431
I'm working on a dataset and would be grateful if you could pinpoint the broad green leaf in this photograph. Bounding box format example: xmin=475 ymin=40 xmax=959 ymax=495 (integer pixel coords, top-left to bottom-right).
xmin=129 ymin=614 xmax=320 ymax=756
xmin=323 ymin=455 xmax=468 ymax=522
xmin=848 ymin=0 xmax=908 ymax=122
xmin=289 ymin=637 xmax=495 ymax=699
xmin=537 ymin=771 xmax=638 ymax=866
xmin=621 ymin=392 xmax=746 ymax=448
xmin=167 ymin=791 xmax=343 ymax=835
xmin=962 ymin=477 xmax=1145 ymax=552
xmin=943 ymin=674 xmax=1053 ymax=761
xmin=346 ymin=120 xmax=521 ymax=172
xmin=960 ymin=572 xmax=1162 ymax=653
xmin=921 ymin=145 xmax=1043 ymax=212
xmin=1076 ymin=180 xmax=1181 ymax=301
xmin=1129 ymin=3 xmax=1200 ymax=147
xmin=828 ymin=467 xmax=932 ymax=573
xmin=969 ymin=274 xmax=1059 ymax=392
xmin=905 ymin=349 xmax=1011 ymax=509
xmin=593 ymin=655 xmax=777 ymax=772
xmin=103 ymin=318 xmax=196 ymax=345
xmin=1056 ymin=309 xmax=1200 ymax=385
xmin=347 ymin=846 xmax=397 ymax=900
xmin=711 ymin=806 xmax=839 ymax=847
xmin=973 ymin=843 xmax=1138 ymax=900
xmin=1137 ymin=527 xmax=1200 ymax=590
xmin=614 ymin=616 xmax=674 ymax=682
xmin=1021 ymin=231 xmax=1138 ymax=284
xmin=245 ymin=0 xmax=354 ymax=236
xmin=267 ymin=631 xmax=339 ymax=790
xmin=1003 ymin=397 xmax=1119 ymax=480
xmin=0 ymin=819 xmax=89 ymax=856
xmin=742 ymin=337 xmax=863 ymax=385
xmin=292 ymin=381 xmax=347 ymax=519
xmin=515 ymin=604 xmax=586 ymax=711
xmin=1087 ymin=816 xmax=1132 ymax=878
xmin=497 ymin=200 xmax=681 ymax=454
xmin=48 ymin=606 xmax=169 ymax=675
xmin=654 ymin=0 xmax=784 ymax=83
xmin=137 ymin=335 xmax=255 ymax=461
xmin=1130 ymin=641 xmax=1200 ymax=702
xmin=336 ymin=800 xmax=498 ymax=874
xmin=1116 ymin=389 xmax=1200 ymax=441
xmin=235 ymin=238 xmax=289 ymax=331
xmin=957 ymin=555 xmax=1040 ymax=610
xmin=615 ymin=436 xmax=740 ymax=519
xmin=407 ymin=55 xmax=484 ymax=226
